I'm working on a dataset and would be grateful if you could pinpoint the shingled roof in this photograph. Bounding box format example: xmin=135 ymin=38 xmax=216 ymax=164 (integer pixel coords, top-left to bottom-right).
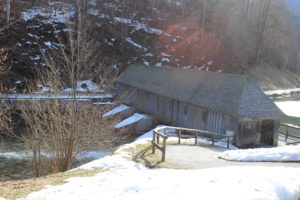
xmin=117 ymin=65 xmax=285 ymax=118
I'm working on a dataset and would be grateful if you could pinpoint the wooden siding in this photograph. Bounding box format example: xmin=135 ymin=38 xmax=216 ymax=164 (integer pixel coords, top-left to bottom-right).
xmin=117 ymin=83 xmax=279 ymax=147
xmin=122 ymin=85 xmax=238 ymax=134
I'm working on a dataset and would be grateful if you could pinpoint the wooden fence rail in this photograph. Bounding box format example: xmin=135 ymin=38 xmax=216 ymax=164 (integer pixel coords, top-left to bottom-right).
xmin=152 ymin=126 xmax=233 ymax=162
xmin=279 ymin=123 xmax=300 ymax=145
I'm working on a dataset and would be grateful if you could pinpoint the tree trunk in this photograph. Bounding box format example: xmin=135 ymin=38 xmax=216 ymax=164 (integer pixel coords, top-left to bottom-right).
xmin=5 ymin=0 xmax=11 ymax=23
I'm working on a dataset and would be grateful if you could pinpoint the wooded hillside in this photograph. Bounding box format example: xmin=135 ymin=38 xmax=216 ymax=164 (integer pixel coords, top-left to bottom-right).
xmin=0 ymin=0 xmax=299 ymax=90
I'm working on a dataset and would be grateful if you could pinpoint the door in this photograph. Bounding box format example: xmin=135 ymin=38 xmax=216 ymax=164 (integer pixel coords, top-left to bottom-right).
xmin=261 ymin=120 xmax=274 ymax=145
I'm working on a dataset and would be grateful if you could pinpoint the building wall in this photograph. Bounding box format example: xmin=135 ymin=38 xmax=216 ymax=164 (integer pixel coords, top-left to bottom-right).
xmin=235 ymin=119 xmax=262 ymax=147
xmin=119 ymin=84 xmax=238 ymax=135
xmin=118 ymin=84 xmax=279 ymax=147
xmin=235 ymin=118 xmax=279 ymax=147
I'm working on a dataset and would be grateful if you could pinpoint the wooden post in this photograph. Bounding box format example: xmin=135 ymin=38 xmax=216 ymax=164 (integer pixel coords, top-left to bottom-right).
xmin=227 ymin=136 xmax=230 ymax=149
xmin=178 ymin=130 xmax=181 ymax=144
xmin=285 ymin=126 xmax=289 ymax=142
xmin=212 ymin=136 xmax=214 ymax=146
xmin=195 ymin=133 xmax=197 ymax=145
xmin=162 ymin=137 xmax=167 ymax=162
xmin=157 ymin=134 xmax=160 ymax=144
xmin=152 ymin=131 xmax=156 ymax=154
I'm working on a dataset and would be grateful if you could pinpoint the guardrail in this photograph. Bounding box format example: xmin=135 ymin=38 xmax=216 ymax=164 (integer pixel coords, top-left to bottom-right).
xmin=279 ymin=123 xmax=300 ymax=145
xmin=152 ymin=126 xmax=233 ymax=162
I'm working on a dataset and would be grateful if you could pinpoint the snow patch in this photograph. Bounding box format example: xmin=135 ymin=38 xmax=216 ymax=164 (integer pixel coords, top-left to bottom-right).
xmin=34 ymin=84 xmax=52 ymax=93
xmin=144 ymin=53 xmax=154 ymax=57
xmin=162 ymin=57 xmax=170 ymax=62
xmin=264 ymin=88 xmax=300 ymax=96
xmin=114 ymin=17 xmax=162 ymax=35
xmin=161 ymin=52 xmax=171 ymax=57
xmin=22 ymin=5 xmax=75 ymax=24
xmin=63 ymin=80 xmax=103 ymax=93
xmin=114 ymin=113 xmax=149 ymax=128
xmin=125 ymin=38 xmax=147 ymax=51
xmin=76 ymin=80 xmax=99 ymax=92
xmin=30 ymin=55 xmax=41 ymax=61
xmin=92 ymin=102 xmax=114 ymax=105
xmin=218 ymin=144 xmax=300 ymax=162
xmin=155 ymin=62 xmax=162 ymax=67
xmin=103 ymin=104 xmax=130 ymax=117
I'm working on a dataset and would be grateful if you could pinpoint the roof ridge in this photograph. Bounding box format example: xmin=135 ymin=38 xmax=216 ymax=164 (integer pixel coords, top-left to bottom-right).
xmin=134 ymin=64 xmax=249 ymax=79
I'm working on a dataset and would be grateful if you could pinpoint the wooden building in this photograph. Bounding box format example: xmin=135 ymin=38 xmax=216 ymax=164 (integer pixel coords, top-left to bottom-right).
xmin=116 ymin=65 xmax=285 ymax=147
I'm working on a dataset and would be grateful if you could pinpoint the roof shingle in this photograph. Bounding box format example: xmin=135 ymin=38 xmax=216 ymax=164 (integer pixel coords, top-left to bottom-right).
xmin=117 ymin=65 xmax=285 ymax=118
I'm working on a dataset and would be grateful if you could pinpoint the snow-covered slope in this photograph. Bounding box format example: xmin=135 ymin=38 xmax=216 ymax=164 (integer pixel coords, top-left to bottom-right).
xmin=19 ymin=127 xmax=300 ymax=200
xmin=275 ymin=101 xmax=300 ymax=118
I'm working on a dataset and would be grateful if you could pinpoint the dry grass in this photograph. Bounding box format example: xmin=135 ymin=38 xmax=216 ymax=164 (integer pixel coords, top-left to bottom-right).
xmin=0 ymin=169 xmax=105 ymax=200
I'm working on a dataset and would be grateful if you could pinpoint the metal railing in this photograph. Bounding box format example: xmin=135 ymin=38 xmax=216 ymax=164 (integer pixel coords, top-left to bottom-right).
xmin=152 ymin=126 xmax=233 ymax=162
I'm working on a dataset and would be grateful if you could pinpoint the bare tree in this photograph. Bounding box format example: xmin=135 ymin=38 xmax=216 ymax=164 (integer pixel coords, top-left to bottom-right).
xmin=0 ymin=2 xmax=123 ymax=176
xmin=5 ymin=0 xmax=11 ymax=23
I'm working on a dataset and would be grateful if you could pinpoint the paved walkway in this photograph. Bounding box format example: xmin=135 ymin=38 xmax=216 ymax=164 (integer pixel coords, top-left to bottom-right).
xmin=165 ymin=144 xmax=300 ymax=169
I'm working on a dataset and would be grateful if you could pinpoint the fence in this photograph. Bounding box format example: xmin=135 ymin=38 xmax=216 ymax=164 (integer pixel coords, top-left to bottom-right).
xmin=152 ymin=126 xmax=233 ymax=162
xmin=279 ymin=123 xmax=300 ymax=145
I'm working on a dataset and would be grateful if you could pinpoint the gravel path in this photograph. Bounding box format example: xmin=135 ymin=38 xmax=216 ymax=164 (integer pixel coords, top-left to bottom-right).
xmin=165 ymin=144 xmax=300 ymax=169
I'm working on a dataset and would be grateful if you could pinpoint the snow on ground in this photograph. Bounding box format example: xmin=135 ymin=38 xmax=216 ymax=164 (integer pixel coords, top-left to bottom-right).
xmin=63 ymin=80 xmax=104 ymax=93
xmin=34 ymin=84 xmax=53 ymax=94
xmin=103 ymin=104 xmax=130 ymax=117
xmin=275 ymin=101 xmax=300 ymax=118
xmin=114 ymin=113 xmax=149 ymax=128
xmin=76 ymin=80 xmax=100 ymax=92
xmin=22 ymin=1 xmax=75 ymax=24
xmin=92 ymin=102 xmax=114 ymax=105
xmin=264 ymin=88 xmax=300 ymax=96
xmin=125 ymin=38 xmax=147 ymax=51
xmin=25 ymin=166 xmax=300 ymax=200
xmin=22 ymin=126 xmax=300 ymax=200
xmin=114 ymin=17 xmax=163 ymax=35
xmin=218 ymin=144 xmax=300 ymax=162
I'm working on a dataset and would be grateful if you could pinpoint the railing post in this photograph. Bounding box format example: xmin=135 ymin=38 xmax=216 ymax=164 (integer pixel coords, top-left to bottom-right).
xmin=195 ymin=133 xmax=197 ymax=145
xmin=178 ymin=130 xmax=181 ymax=144
xmin=152 ymin=131 xmax=156 ymax=154
xmin=157 ymin=133 xmax=160 ymax=145
xmin=227 ymin=136 xmax=230 ymax=149
xmin=212 ymin=136 xmax=215 ymax=146
xmin=285 ymin=126 xmax=289 ymax=142
xmin=162 ymin=137 xmax=167 ymax=162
